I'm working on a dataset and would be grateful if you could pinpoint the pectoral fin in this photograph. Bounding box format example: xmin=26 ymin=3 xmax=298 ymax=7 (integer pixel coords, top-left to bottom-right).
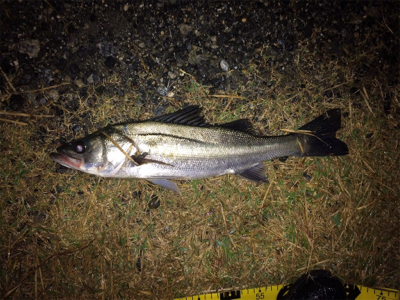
xmin=236 ymin=163 xmax=269 ymax=184
xmin=147 ymin=179 xmax=181 ymax=194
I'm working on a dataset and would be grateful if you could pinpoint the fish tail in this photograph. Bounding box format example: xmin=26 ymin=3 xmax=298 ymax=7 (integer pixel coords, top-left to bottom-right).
xmin=297 ymin=109 xmax=348 ymax=156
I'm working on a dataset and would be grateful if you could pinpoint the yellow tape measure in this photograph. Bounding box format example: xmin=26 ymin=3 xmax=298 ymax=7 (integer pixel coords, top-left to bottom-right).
xmin=174 ymin=285 xmax=400 ymax=300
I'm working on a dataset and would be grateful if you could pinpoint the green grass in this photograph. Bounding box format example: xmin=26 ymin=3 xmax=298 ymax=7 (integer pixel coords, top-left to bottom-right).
xmin=1 ymin=33 xmax=399 ymax=300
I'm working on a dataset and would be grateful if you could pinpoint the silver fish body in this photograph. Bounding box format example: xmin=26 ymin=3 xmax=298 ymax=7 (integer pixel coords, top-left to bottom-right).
xmin=51 ymin=106 xmax=348 ymax=193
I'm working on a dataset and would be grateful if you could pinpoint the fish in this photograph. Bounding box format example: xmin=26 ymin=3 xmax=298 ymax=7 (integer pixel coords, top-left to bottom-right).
xmin=51 ymin=106 xmax=348 ymax=194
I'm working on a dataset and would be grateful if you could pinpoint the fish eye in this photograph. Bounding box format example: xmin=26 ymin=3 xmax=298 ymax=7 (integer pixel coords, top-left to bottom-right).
xmin=74 ymin=141 xmax=86 ymax=153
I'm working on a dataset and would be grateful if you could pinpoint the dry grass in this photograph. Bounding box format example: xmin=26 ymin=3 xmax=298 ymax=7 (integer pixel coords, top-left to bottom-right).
xmin=1 ymin=42 xmax=399 ymax=299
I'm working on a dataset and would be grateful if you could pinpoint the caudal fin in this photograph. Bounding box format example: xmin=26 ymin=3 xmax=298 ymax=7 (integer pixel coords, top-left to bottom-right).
xmin=298 ymin=109 xmax=348 ymax=156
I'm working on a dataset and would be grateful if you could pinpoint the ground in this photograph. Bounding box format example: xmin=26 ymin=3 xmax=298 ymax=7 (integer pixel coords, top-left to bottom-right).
xmin=0 ymin=0 xmax=399 ymax=299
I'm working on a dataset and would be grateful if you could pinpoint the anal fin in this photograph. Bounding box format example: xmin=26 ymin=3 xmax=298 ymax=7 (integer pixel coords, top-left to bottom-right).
xmin=236 ymin=163 xmax=269 ymax=184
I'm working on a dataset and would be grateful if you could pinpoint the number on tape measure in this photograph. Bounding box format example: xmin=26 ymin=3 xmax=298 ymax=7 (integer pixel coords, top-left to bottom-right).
xmin=174 ymin=285 xmax=399 ymax=300
xmin=255 ymin=292 xmax=264 ymax=299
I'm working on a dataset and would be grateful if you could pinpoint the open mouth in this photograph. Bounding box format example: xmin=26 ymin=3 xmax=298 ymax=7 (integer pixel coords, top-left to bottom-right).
xmin=50 ymin=152 xmax=83 ymax=169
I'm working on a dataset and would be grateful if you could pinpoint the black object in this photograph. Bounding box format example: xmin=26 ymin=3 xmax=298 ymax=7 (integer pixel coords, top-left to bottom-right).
xmin=221 ymin=290 xmax=240 ymax=299
xmin=277 ymin=270 xmax=351 ymax=300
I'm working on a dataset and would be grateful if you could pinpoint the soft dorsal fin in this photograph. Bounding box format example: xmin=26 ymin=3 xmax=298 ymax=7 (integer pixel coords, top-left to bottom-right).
xmin=218 ymin=119 xmax=255 ymax=134
xmin=152 ymin=105 xmax=209 ymax=127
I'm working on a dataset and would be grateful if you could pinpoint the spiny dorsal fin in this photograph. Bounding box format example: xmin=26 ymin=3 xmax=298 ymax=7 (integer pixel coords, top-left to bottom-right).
xmin=152 ymin=105 xmax=209 ymax=127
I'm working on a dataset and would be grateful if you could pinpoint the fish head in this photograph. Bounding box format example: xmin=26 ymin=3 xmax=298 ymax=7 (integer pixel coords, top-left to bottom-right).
xmin=51 ymin=132 xmax=122 ymax=176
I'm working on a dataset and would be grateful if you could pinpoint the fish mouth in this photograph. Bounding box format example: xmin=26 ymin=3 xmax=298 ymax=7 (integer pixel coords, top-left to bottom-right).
xmin=50 ymin=152 xmax=83 ymax=169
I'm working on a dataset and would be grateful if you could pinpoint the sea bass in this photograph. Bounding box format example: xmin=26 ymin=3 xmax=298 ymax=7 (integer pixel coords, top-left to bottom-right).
xmin=51 ymin=106 xmax=348 ymax=193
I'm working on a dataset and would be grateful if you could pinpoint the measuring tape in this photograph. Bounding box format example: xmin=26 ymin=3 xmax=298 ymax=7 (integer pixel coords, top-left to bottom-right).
xmin=174 ymin=284 xmax=400 ymax=300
